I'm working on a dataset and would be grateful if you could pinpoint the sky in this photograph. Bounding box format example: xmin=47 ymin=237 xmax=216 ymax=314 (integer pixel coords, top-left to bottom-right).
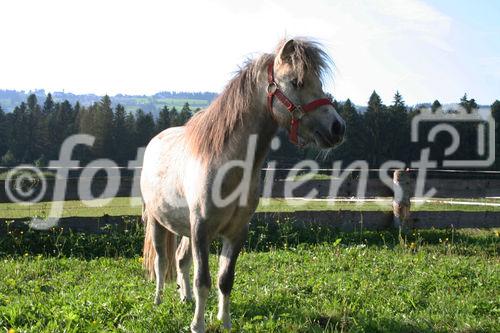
xmin=0 ymin=0 xmax=499 ymax=105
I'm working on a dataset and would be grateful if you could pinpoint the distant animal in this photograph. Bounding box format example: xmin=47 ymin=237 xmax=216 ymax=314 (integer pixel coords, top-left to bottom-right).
xmin=393 ymin=168 xmax=412 ymax=230
xmin=140 ymin=37 xmax=345 ymax=333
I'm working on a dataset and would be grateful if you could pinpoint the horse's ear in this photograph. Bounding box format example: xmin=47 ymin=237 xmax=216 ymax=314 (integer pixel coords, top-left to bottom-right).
xmin=276 ymin=39 xmax=296 ymax=64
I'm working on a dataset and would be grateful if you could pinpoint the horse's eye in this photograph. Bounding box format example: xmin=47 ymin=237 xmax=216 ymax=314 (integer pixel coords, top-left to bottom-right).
xmin=290 ymin=78 xmax=301 ymax=89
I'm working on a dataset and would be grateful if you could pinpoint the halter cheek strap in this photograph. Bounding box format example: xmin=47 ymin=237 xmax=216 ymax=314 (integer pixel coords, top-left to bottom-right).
xmin=267 ymin=62 xmax=333 ymax=145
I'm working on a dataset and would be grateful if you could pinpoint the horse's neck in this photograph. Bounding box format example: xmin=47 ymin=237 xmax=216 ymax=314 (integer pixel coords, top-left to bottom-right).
xmin=226 ymin=103 xmax=278 ymax=170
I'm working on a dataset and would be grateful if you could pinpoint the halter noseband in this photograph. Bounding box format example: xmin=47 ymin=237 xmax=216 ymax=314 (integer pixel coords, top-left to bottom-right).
xmin=267 ymin=62 xmax=334 ymax=145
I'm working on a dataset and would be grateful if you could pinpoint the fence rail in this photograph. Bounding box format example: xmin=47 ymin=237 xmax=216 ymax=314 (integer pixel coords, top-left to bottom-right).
xmin=2 ymin=168 xmax=500 ymax=231
xmin=2 ymin=177 xmax=500 ymax=203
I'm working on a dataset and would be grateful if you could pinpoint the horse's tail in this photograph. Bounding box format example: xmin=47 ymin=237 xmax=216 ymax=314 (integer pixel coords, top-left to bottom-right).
xmin=142 ymin=205 xmax=177 ymax=282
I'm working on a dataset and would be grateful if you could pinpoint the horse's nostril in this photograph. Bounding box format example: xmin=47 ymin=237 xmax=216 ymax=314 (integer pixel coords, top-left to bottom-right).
xmin=331 ymin=119 xmax=345 ymax=137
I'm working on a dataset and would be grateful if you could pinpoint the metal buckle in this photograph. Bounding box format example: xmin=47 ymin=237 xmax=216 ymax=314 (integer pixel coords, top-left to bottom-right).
xmin=291 ymin=105 xmax=304 ymax=120
xmin=267 ymin=82 xmax=278 ymax=95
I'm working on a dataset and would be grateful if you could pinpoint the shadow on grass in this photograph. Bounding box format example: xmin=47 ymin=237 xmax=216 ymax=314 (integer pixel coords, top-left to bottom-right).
xmin=231 ymin=294 xmax=445 ymax=333
xmin=246 ymin=218 xmax=498 ymax=256
xmin=0 ymin=216 xmax=498 ymax=258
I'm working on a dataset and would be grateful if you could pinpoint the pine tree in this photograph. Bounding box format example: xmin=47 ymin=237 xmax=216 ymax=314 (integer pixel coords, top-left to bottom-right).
xmin=459 ymin=93 xmax=478 ymax=113
xmin=77 ymin=97 xmax=114 ymax=159
xmin=113 ymin=104 xmax=131 ymax=164
xmin=431 ymin=100 xmax=442 ymax=113
xmin=393 ymin=91 xmax=405 ymax=108
xmin=125 ymin=111 xmax=137 ymax=160
xmin=46 ymin=100 xmax=75 ymax=159
xmin=169 ymin=106 xmax=180 ymax=126
xmin=157 ymin=105 xmax=171 ymax=132
xmin=135 ymin=109 xmax=156 ymax=147
xmin=367 ymin=90 xmax=383 ymax=113
xmin=27 ymin=94 xmax=38 ymax=112
xmin=364 ymin=91 xmax=387 ymax=166
xmin=75 ymin=105 xmax=94 ymax=162
xmin=74 ymin=101 xmax=81 ymax=114
xmin=10 ymin=102 xmax=29 ymax=162
xmin=388 ymin=91 xmax=410 ymax=163
xmin=178 ymin=102 xmax=192 ymax=125
xmin=331 ymin=99 xmax=340 ymax=112
xmin=468 ymin=98 xmax=478 ymax=111
xmin=43 ymin=93 xmax=55 ymax=114
xmin=94 ymin=95 xmax=114 ymax=157
xmin=457 ymin=93 xmax=479 ymax=160
xmin=24 ymin=94 xmax=48 ymax=162
xmin=331 ymin=99 xmax=364 ymax=162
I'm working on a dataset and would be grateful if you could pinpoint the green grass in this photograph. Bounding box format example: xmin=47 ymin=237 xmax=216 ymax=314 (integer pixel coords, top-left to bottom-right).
xmin=285 ymin=173 xmax=335 ymax=181
xmin=0 ymin=170 xmax=55 ymax=181
xmin=2 ymin=197 xmax=500 ymax=219
xmin=0 ymin=226 xmax=498 ymax=332
xmin=0 ymin=198 xmax=142 ymax=219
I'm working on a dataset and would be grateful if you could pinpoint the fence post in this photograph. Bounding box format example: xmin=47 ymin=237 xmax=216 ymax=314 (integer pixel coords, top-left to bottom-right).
xmin=393 ymin=168 xmax=412 ymax=231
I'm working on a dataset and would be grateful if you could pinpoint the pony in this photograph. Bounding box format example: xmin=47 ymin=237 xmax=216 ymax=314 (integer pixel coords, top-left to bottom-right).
xmin=141 ymin=37 xmax=345 ymax=333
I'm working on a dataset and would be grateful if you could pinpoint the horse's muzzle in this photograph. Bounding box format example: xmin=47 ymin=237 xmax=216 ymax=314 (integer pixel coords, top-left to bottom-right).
xmin=329 ymin=118 xmax=345 ymax=146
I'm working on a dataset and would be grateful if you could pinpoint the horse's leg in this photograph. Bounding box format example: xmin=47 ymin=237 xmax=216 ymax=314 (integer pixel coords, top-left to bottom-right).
xmin=152 ymin=219 xmax=168 ymax=305
xmin=176 ymin=236 xmax=193 ymax=302
xmin=217 ymin=225 xmax=248 ymax=329
xmin=190 ymin=217 xmax=211 ymax=333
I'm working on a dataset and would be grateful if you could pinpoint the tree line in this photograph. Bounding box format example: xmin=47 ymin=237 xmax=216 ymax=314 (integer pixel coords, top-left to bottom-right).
xmin=0 ymin=94 xmax=195 ymax=166
xmin=269 ymin=91 xmax=500 ymax=170
xmin=1 ymin=91 xmax=499 ymax=170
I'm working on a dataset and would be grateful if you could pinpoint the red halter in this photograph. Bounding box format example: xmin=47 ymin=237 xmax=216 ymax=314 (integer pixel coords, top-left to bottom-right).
xmin=267 ymin=62 xmax=334 ymax=145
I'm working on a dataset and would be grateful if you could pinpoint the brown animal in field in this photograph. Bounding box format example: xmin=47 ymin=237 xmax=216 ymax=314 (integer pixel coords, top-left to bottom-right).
xmin=393 ymin=169 xmax=412 ymax=231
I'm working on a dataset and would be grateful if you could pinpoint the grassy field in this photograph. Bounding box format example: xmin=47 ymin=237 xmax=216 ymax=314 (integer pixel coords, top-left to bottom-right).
xmin=0 ymin=227 xmax=498 ymax=333
xmin=155 ymin=98 xmax=209 ymax=107
xmin=1 ymin=197 xmax=500 ymax=219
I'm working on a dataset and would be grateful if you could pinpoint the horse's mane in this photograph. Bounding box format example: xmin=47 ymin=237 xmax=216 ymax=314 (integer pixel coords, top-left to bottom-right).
xmin=185 ymin=38 xmax=332 ymax=160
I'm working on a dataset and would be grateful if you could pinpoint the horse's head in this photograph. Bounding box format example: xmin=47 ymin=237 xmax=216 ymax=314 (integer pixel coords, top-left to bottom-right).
xmin=267 ymin=38 xmax=345 ymax=149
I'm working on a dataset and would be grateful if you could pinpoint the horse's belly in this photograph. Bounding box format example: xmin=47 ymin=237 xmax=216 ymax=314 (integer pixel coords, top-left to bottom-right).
xmin=156 ymin=204 xmax=191 ymax=237
xmin=147 ymin=174 xmax=192 ymax=237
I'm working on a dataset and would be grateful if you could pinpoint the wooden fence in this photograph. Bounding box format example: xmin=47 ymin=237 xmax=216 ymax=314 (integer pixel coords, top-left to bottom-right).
xmin=2 ymin=169 xmax=500 ymax=232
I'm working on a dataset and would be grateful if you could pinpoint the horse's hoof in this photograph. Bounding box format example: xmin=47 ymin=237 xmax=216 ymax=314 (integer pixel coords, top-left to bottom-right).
xmin=221 ymin=321 xmax=232 ymax=330
xmin=190 ymin=322 xmax=205 ymax=333
xmin=180 ymin=296 xmax=193 ymax=303
xmin=179 ymin=291 xmax=193 ymax=303
xmin=217 ymin=312 xmax=232 ymax=330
